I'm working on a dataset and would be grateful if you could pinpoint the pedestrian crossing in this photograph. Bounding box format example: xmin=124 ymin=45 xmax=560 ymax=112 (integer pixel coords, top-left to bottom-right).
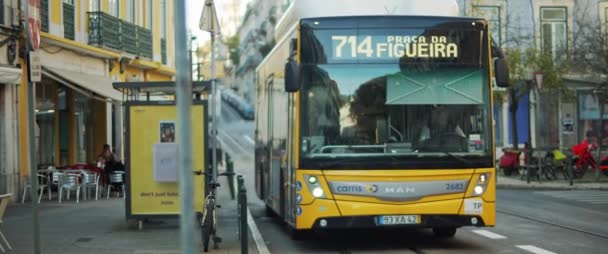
xmin=535 ymin=190 xmax=608 ymax=205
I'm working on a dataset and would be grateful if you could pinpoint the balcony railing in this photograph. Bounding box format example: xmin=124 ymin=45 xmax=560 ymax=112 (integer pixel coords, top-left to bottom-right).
xmin=120 ymin=20 xmax=138 ymax=54
xmin=161 ymin=38 xmax=167 ymax=64
xmin=63 ymin=3 xmax=75 ymax=40
xmin=138 ymin=27 xmax=153 ymax=59
xmin=88 ymin=12 xmax=121 ymax=51
xmin=88 ymin=12 xmax=154 ymax=60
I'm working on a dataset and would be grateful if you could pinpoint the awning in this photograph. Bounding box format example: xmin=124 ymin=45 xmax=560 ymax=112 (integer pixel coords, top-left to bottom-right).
xmin=0 ymin=66 xmax=22 ymax=84
xmin=42 ymin=66 xmax=124 ymax=102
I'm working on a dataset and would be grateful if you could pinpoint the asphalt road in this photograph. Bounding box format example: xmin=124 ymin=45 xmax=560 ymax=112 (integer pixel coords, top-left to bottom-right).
xmin=218 ymin=100 xmax=608 ymax=254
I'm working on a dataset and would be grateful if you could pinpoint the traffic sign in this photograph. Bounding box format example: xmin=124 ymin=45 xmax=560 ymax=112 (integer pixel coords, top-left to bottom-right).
xmin=28 ymin=0 xmax=41 ymax=50
xmin=29 ymin=51 xmax=41 ymax=82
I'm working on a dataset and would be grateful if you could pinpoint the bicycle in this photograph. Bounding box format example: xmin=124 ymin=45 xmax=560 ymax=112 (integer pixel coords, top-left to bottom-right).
xmin=194 ymin=170 xmax=235 ymax=252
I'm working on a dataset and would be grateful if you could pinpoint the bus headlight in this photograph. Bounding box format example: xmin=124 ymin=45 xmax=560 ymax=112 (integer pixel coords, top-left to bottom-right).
xmin=308 ymin=176 xmax=318 ymax=184
xmin=304 ymin=174 xmax=326 ymax=199
xmin=474 ymin=186 xmax=484 ymax=195
xmin=479 ymin=174 xmax=487 ymax=183
xmin=471 ymin=173 xmax=490 ymax=197
xmin=312 ymin=187 xmax=324 ymax=198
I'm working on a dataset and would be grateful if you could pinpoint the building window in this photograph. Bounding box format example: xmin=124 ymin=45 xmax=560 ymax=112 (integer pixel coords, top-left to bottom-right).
xmin=63 ymin=0 xmax=75 ymax=40
xmin=160 ymin=0 xmax=167 ymax=64
xmin=541 ymin=7 xmax=567 ymax=57
xmin=89 ymin=0 xmax=99 ymax=12
xmin=146 ymin=0 xmax=152 ymax=30
xmin=605 ymin=7 xmax=608 ymax=33
xmin=160 ymin=0 xmax=166 ymax=39
xmin=109 ymin=0 xmax=119 ymax=17
xmin=472 ymin=6 xmax=501 ymax=46
xmin=127 ymin=0 xmax=135 ymax=23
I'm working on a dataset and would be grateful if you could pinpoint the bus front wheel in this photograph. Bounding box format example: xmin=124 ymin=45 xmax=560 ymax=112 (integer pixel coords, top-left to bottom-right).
xmin=432 ymin=227 xmax=457 ymax=238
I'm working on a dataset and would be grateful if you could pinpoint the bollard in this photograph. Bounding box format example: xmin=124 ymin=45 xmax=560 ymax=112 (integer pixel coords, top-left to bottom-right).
xmin=239 ymin=184 xmax=248 ymax=254
xmin=237 ymin=175 xmax=244 ymax=240
xmin=227 ymin=160 xmax=236 ymax=200
xmin=568 ymin=155 xmax=574 ymax=186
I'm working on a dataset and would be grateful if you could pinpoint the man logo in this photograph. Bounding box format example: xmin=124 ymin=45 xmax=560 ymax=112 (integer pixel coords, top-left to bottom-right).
xmin=366 ymin=184 xmax=378 ymax=193
xmin=384 ymin=186 xmax=416 ymax=193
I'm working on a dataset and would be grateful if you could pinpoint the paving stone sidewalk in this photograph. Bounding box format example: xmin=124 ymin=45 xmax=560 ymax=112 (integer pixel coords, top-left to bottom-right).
xmin=2 ymin=176 xmax=257 ymax=254
xmin=497 ymin=174 xmax=608 ymax=190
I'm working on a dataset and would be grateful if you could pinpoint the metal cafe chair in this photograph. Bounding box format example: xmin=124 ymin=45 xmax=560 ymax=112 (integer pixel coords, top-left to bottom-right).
xmin=0 ymin=193 xmax=13 ymax=252
xmin=50 ymin=171 xmax=65 ymax=201
xmin=21 ymin=173 xmax=49 ymax=204
xmin=59 ymin=173 xmax=82 ymax=203
xmin=82 ymin=171 xmax=100 ymax=201
xmin=106 ymin=171 xmax=125 ymax=199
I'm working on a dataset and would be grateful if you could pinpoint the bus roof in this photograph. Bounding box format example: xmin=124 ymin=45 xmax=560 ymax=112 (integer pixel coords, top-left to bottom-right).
xmin=275 ymin=0 xmax=460 ymax=41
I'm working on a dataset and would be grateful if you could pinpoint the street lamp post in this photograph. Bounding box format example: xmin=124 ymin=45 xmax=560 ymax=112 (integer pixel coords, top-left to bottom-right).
xmin=200 ymin=0 xmax=221 ymax=187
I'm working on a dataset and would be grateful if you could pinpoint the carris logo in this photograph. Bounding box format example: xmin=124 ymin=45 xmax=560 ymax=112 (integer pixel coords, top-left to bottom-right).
xmin=336 ymin=185 xmax=363 ymax=193
xmin=383 ymin=186 xmax=415 ymax=193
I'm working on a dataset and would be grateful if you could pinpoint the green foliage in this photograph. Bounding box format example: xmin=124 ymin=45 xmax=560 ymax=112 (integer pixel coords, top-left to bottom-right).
xmin=505 ymin=47 xmax=567 ymax=97
xmin=259 ymin=39 xmax=276 ymax=57
xmin=226 ymin=35 xmax=240 ymax=66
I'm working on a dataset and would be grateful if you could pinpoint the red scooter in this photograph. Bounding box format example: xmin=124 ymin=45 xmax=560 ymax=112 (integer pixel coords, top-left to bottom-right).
xmin=499 ymin=148 xmax=521 ymax=176
xmin=571 ymin=140 xmax=608 ymax=178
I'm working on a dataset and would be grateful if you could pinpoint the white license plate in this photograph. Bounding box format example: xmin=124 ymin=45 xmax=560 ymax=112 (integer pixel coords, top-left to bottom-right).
xmin=377 ymin=215 xmax=420 ymax=225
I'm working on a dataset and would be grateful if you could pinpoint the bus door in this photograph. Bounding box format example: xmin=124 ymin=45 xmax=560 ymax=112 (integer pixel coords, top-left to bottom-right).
xmin=267 ymin=74 xmax=281 ymax=213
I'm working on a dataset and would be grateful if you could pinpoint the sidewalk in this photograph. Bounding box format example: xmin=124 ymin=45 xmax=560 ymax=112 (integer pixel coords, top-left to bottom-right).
xmin=497 ymin=174 xmax=608 ymax=190
xmin=2 ymin=177 xmax=257 ymax=254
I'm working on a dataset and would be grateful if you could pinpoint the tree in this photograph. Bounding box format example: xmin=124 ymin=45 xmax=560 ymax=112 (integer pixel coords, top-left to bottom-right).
xmin=225 ymin=35 xmax=240 ymax=67
xmin=505 ymin=47 xmax=567 ymax=149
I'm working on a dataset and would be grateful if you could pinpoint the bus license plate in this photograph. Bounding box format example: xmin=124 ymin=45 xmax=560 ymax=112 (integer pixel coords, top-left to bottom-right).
xmin=378 ymin=215 xmax=419 ymax=225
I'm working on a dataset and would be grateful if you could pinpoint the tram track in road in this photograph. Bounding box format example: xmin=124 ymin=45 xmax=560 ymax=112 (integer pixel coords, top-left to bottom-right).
xmin=497 ymin=209 xmax=608 ymax=239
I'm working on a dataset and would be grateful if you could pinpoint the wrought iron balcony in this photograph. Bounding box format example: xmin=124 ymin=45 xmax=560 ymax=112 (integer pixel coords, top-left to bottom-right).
xmin=120 ymin=20 xmax=138 ymax=55
xmin=88 ymin=12 xmax=121 ymax=51
xmin=161 ymin=38 xmax=167 ymax=64
xmin=138 ymin=27 xmax=153 ymax=59
xmin=88 ymin=12 xmax=155 ymax=60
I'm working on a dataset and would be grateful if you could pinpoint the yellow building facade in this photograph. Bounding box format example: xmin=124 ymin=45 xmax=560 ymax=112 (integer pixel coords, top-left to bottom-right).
xmin=18 ymin=0 xmax=176 ymax=179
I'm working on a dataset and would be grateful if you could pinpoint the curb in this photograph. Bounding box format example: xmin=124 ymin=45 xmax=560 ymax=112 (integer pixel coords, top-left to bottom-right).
xmin=497 ymin=183 xmax=608 ymax=191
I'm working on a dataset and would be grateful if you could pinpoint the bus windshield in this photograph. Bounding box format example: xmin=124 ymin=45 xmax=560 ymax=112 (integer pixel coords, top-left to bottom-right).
xmin=299 ymin=23 xmax=492 ymax=165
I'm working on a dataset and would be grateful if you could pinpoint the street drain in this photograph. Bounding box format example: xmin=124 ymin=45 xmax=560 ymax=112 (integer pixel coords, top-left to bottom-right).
xmin=75 ymin=237 xmax=93 ymax=243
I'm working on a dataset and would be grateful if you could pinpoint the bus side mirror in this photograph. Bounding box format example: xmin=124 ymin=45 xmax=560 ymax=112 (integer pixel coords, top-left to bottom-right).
xmin=495 ymin=58 xmax=510 ymax=88
xmin=285 ymin=58 xmax=300 ymax=93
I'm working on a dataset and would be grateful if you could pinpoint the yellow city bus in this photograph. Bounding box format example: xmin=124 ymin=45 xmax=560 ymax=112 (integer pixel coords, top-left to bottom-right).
xmin=255 ymin=0 xmax=509 ymax=238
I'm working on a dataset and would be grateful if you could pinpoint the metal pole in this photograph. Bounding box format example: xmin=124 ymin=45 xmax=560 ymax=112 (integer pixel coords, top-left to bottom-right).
xmin=174 ymin=0 xmax=194 ymax=253
xmin=597 ymin=89 xmax=603 ymax=181
xmin=24 ymin=0 xmax=41 ymax=253
xmin=211 ymin=32 xmax=218 ymax=183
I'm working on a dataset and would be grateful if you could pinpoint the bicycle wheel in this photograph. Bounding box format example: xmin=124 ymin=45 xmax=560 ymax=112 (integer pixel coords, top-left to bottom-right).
xmin=201 ymin=198 xmax=215 ymax=252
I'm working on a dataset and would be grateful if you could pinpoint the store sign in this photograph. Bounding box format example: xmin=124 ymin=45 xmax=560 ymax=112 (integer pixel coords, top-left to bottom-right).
xmin=28 ymin=0 xmax=41 ymax=50
xmin=29 ymin=51 xmax=41 ymax=82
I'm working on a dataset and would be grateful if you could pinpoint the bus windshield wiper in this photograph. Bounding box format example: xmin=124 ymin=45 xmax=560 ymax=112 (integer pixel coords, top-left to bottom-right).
xmin=441 ymin=152 xmax=475 ymax=166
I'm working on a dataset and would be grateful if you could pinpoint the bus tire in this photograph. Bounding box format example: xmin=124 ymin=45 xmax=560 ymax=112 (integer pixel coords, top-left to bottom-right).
xmin=289 ymin=227 xmax=308 ymax=241
xmin=265 ymin=204 xmax=276 ymax=217
xmin=432 ymin=227 xmax=457 ymax=238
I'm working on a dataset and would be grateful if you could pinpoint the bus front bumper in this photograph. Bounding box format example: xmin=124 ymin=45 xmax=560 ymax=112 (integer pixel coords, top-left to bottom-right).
xmin=310 ymin=214 xmax=486 ymax=229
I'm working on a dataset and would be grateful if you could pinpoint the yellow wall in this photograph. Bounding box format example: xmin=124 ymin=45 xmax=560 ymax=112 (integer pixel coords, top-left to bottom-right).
xmin=102 ymin=0 xmax=108 ymax=12
xmin=50 ymin=0 xmax=61 ymax=25
xmin=146 ymin=71 xmax=172 ymax=81
xmin=92 ymin=100 xmax=107 ymax=162
xmin=121 ymin=0 xmax=127 ymax=20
